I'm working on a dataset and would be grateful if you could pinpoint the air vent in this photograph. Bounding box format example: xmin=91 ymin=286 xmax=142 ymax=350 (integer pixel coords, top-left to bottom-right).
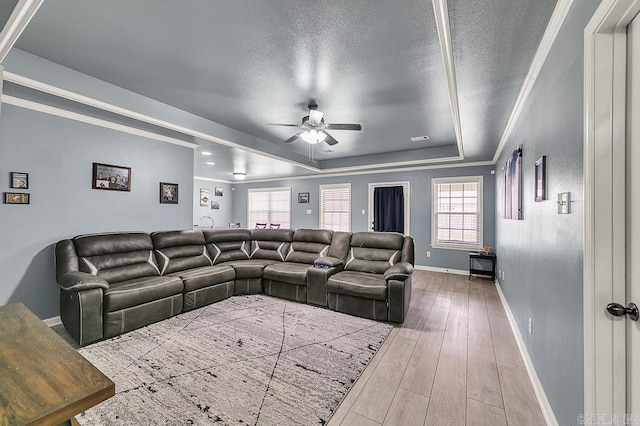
xmin=410 ymin=135 xmax=430 ymax=142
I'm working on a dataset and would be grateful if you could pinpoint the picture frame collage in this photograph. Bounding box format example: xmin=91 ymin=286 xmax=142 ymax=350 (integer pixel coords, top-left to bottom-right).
xmin=4 ymin=172 xmax=30 ymax=205
xmin=200 ymin=187 xmax=223 ymax=210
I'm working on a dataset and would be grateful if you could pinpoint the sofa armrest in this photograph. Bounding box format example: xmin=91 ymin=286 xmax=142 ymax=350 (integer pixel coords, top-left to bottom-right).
xmin=307 ymin=260 xmax=344 ymax=307
xmin=314 ymin=256 xmax=345 ymax=269
xmin=384 ymin=262 xmax=414 ymax=282
xmin=58 ymin=272 xmax=109 ymax=292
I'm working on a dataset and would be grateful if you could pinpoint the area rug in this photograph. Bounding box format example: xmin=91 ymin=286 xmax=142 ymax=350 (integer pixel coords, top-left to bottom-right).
xmin=77 ymin=294 xmax=393 ymax=425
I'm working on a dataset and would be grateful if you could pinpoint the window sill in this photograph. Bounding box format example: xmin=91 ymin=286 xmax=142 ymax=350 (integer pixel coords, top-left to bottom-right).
xmin=431 ymin=243 xmax=483 ymax=252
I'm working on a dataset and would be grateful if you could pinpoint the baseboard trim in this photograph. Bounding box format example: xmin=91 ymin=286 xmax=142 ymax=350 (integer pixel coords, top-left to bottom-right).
xmin=494 ymin=280 xmax=558 ymax=426
xmin=43 ymin=316 xmax=62 ymax=327
xmin=414 ymin=264 xmax=468 ymax=276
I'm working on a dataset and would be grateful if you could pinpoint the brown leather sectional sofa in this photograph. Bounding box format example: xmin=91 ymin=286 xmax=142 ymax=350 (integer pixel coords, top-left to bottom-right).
xmin=55 ymin=228 xmax=414 ymax=346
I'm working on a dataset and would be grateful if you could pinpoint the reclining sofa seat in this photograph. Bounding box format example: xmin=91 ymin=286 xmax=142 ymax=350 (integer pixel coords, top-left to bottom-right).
xmin=262 ymin=229 xmax=333 ymax=302
xmin=203 ymin=228 xmax=279 ymax=295
xmin=152 ymin=230 xmax=235 ymax=312
xmin=55 ymin=232 xmax=184 ymax=345
xmin=327 ymin=232 xmax=414 ymax=323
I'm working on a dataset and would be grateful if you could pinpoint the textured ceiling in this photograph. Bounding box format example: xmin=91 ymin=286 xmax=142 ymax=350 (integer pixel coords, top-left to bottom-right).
xmin=7 ymin=0 xmax=557 ymax=181
xmin=0 ymin=1 xmax=18 ymax=32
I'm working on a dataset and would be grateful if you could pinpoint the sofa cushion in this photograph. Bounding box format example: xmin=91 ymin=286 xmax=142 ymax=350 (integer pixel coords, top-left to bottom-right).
xmin=344 ymin=232 xmax=404 ymax=274
xmin=218 ymin=259 xmax=279 ymax=279
xmin=327 ymin=271 xmax=388 ymax=301
xmin=104 ymin=276 xmax=184 ymax=312
xmin=203 ymin=229 xmax=252 ymax=264
xmin=152 ymin=230 xmax=212 ymax=275
xmin=168 ymin=265 xmax=235 ymax=292
xmin=283 ymin=229 xmax=332 ymax=264
xmin=74 ymin=233 xmax=161 ymax=283
xmin=263 ymin=262 xmax=313 ymax=286
xmin=250 ymin=229 xmax=294 ymax=261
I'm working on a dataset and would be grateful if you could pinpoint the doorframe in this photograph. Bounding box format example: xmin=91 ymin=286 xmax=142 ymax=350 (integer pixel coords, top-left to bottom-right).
xmin=367 ymin=181 xmax=410 ymax=235
xmin=584 ymin=0 xmax=640 ymax=416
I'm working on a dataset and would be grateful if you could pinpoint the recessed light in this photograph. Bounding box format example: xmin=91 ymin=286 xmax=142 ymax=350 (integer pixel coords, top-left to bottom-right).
xmin=201 ymin=151 xmax=212 ymax=156
xmin=323 ymin=149 xmax=335 ymax=153
xmin=410 ymin=135 xmax=430 ymax=142
xmin=206 ymin=162 xmax=215 ymax=165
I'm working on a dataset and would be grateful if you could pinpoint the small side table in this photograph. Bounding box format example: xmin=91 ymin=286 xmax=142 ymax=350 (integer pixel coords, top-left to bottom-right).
xmin=468 ymin=252 xmax=497 ymax=280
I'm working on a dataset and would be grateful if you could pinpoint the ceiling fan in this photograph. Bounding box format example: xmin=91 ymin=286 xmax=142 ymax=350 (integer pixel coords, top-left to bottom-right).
xmin=266 ymin=103 xmax=362 ymax=146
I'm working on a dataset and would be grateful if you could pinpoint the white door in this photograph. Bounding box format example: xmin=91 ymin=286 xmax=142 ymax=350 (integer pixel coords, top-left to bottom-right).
xmin=626 ymin=12 xmax=640 ymax=414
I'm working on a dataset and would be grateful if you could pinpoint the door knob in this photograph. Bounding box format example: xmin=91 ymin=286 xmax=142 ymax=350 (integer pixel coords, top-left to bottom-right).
xmin=606 ymin=302 xmax=639 ymax=321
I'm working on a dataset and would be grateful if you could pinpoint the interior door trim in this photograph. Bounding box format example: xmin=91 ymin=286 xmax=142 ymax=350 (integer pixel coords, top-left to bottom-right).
xmin=584 ymin=0 xmax=640 ymax=417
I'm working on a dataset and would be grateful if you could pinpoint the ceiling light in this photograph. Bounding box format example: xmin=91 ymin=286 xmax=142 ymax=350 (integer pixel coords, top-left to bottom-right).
xmin=233 ymin=172 xmax=246 ymax=180
xmin=206 ymin=162 xmax=215 ymax=165
xmin=300 ymin=130 xmax=326 ymax=145
xmin=201 ymin=151 xmax=212 ymax=156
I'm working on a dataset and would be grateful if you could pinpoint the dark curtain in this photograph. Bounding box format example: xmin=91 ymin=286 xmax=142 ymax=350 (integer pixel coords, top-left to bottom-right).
xmin=373 ymin=186 xmax=404 ymax=233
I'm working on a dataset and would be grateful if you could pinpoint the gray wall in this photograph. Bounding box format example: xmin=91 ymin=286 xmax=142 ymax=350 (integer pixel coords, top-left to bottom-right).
xmin=0 ymin=104 xmax=193 ymax=319
xmin=231 ymin=165 xmax=495 ymax=271
xmin=193 ymin=179 xmax=233 ymax=228
xmin=494 ymin=1 xmax=600 ymax=424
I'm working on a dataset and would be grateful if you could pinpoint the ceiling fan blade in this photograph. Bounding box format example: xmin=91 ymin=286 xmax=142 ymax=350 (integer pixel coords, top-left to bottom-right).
xmin=266 ymin=123 xmax=301 ymax=127
xmin=323 ymin=132 xmax=339 ymax=146
xmin=284 ymin=133 xmax=302 ymax=143
xmin=326 ymin=123 xmax=362 ymax=131
xmin=309 ymin=109 xmax=324 ymax=124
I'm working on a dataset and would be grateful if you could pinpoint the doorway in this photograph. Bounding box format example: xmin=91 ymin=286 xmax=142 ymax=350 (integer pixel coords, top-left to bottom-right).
xmin=367 ymin=181 xmax=410 ymax=234
xmin=584 ymin=0 xmax=640 ymax=417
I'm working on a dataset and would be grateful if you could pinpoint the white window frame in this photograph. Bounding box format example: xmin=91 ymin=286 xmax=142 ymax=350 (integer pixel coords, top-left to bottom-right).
xmin=431 ymin=176 xmax=483 ymax=251
xmin=247 ymin=187 xmax=291 ymax=229
xmin=319 ymin=183 xmax=351 ymax=232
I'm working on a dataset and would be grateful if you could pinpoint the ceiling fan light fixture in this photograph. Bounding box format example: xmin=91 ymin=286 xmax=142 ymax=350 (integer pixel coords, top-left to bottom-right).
xmin=317 ymin=131 xmax=327 ymax=142
xmin=300 ymin=130 xmax=317 ymax=144
xmin=233 ymin=172 xmax=246 ymax=180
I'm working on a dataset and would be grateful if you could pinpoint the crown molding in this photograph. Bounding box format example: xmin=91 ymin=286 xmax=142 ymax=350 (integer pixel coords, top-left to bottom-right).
xmin=0 ymin=0 xmax=44 ymax=63
xmin=432 ymin=0 xmax=464 ymax=159
xmin=2 ymin=95 xmax=199 ymax=149
xmin=492 ymin=0 xmax=575 ymax=163
xmin=216 ymin=160 xmax=494 ymax=185
xmin=3 ymin=71 xmax=321 ymax=172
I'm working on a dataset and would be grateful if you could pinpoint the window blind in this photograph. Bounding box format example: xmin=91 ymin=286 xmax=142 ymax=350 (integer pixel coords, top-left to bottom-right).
xmin=320 ymin=184 xmax=351 ymax=232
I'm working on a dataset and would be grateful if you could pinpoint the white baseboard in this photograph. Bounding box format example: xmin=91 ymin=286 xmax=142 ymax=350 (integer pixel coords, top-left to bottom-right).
xmin=494 ymin=280 xmax=558 ymax=426
xmin=414 ymin=264 xmax=468 ymax=276
xmin=43 ymin=315 xmax=62 ymax=327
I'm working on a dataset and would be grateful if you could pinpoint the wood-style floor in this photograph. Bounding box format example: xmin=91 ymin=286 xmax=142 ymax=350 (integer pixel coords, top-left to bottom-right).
xmin=327 ymin=270 xmax=546 ymax=426
xmin=53 ymin=270 xmax=545 ymax=425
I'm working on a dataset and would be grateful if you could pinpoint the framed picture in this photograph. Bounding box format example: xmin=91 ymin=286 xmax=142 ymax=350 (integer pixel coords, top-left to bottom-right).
xmin=534 ymin=156 xmax=546 ymax=202
xmin=298 ymin=192 xmax=309 ymax=203
xmin=215 ymin=187 xmax=223 ymax=197
xmin=10 ymin=172 xmax=29 ymax=189
xmin=4 ymin=192 xmax=30 ymax=204
xmin=92 ymin=162 xmax=131 ymax=191
xmin=159 ymin=182 xmax=178 ymax=204
xmin=211 ymin=201 xmax=220 ymax=210
xmin=200 ymin=188 xmax=210 ymax=206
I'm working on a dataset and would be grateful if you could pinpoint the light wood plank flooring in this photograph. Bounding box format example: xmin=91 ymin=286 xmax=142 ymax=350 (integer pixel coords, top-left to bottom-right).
xmin=328 ymin=270 xmax=545 ymax=426
xmin=52 ymin=270 xmax=545 ymax=425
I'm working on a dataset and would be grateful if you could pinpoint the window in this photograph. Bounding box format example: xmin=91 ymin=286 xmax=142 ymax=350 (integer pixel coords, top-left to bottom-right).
xmin=431 ymin=176 xmax=483 ymax=250
xmin=320 ymin=183 xmax=351 ymax=231
xmin=248 ymin=187 xmax=291 ymax=228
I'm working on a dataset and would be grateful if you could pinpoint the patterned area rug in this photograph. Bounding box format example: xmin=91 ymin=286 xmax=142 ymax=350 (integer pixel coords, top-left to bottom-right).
xmin=77 ymin=294 xmax=392 ymax=425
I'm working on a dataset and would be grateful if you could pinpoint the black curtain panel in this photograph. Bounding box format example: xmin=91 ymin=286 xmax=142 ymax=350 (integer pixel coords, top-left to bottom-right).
xmin=373 ymin=186 xmax=404 ymax=233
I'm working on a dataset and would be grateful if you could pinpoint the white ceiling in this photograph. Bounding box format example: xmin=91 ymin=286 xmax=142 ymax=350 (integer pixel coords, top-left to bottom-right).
xmin=1 ymin=0 xmax=557 ymax=181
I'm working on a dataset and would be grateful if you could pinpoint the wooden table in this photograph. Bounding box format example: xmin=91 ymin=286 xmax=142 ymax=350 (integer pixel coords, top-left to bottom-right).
xmin=0 ymin=303 xmax=114 ymax=425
